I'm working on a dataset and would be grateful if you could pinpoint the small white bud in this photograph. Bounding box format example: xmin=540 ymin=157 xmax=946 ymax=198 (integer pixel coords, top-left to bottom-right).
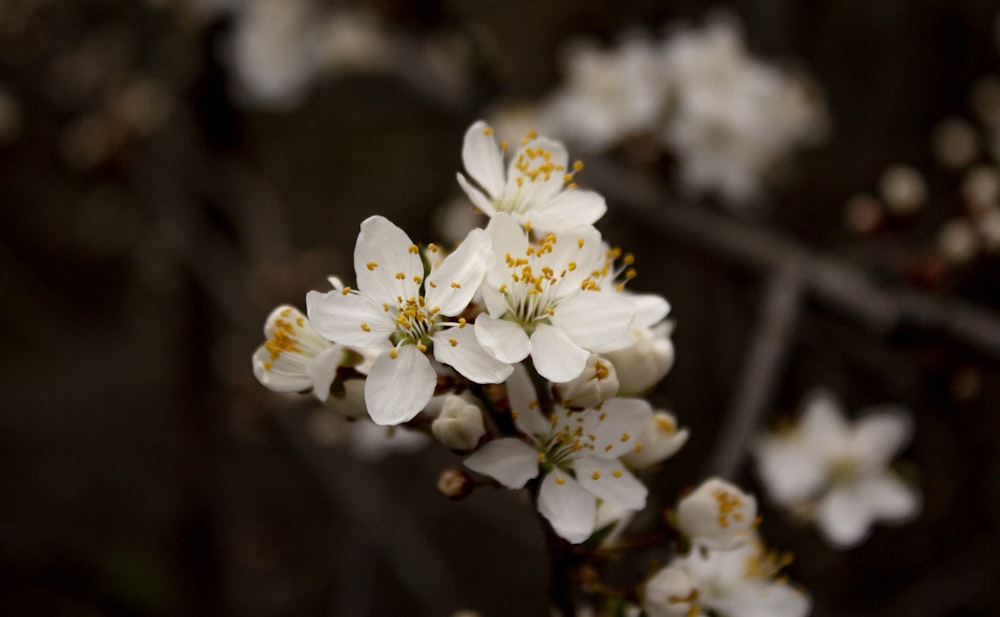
xmin=879 ymin=164 xmax=926 ymax=215
xmin=605 ymin=322 xmax=675 ymax=395
xmin=938 ymin=218 xmax=979 ymax=265
xmin=555 ymin=353 xmax=619 ymax=409
xmin=677 ymin=477 xmax=757 ymax=550
xmin=643 ymin=567 xmax=699 ymax=617
xmin=622 ymin=410 xmax=689 ymax=469
xmin=431 ymin=394 xmax=486 ymax=452
xmin=326 ymin=377 xmax=368 ymax=420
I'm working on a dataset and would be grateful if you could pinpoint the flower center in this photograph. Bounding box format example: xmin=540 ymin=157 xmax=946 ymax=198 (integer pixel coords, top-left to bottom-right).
xmin=391 ymin=295 xmax=440 ymax=349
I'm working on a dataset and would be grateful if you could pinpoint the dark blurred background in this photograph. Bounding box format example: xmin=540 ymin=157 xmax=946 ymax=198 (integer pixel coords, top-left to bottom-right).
xmin=2 ymin=1 xmax=1000 ymax=615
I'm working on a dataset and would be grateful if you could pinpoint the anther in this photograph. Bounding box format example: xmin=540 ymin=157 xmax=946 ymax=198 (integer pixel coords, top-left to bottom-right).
xmin=408 ymin=245 xmax=419 ymax=254
xmin=341 ymin=286 xmax=351 ymax=295
xmin=360 ymin=323 xmax=371 ymax=332
xmin=389 ymin=348 xmax=399 ymax=359
xmin=448 ymin=338 xmax=457 ymax=347
xmin=366 ymin=261 xmax=378 ymax=271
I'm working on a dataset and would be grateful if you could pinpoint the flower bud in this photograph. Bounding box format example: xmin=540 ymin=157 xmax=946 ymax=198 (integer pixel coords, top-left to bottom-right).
xmin=643 ymin=567 xmax=699 ymax=617
xmin=604 ymin=322 xmax=675 ymax=395
xmin=622 ymin=410 xmax=689 ymax=469
xmin=437 ymin=468 xmax=475 ymax=500
xmin=325 ymin=377 xmax=368 ymax=420
xmin=676 ymin=477 xmax=757 ymax=550
xmin=555 ymin=353 xmax=619 ymax=409
xmin=431 ymin=394 xmax=486 ymax=452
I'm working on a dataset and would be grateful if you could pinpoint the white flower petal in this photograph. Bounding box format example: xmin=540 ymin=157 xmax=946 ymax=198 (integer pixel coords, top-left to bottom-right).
xmin=528 ymin=188 xmax=607 ymax=231
xmin=572 ymin=457 xmax=647 ymax=510
xmin=583 ymin=397 xmax=653 ymax=460
xmin=631 ymin=293 xmax=671 ymax=329
xmin=432 ymin=326 xmax=513 ymax=384
xmin=425 ymin=228 xmax=490 ymax=316
xmin=530 ymin=323 xmax=590 ymax=382
xmin=305 ymin=345 xmax=342 ymax=401
xmin=485 ymin=213 xmax=529 ymax=282
xmin=456 ymin=172 xmax=498 ymax=217
xmin=815 ymin=484 xmax=876 ymax=548
xmin=354 ymin=215 xmax=422 ymax=305
xmin=551 ymin=290 xmax=635 ymax=352
xmin=464 ymin=437 xmax=539 ymax=489
xmin=306 ymin=289 xmax=395 ymax=348
xmin=753 ymin=434 xmax=826 ymax=506
xmin=475 ymin=313 xmax=531 ymax=363
xmin=253 ymin=345 xmax=311 ymax=392
xmin=507 ymin=363 xmax=551 ymax=437
xmin=503 ymin=137 xmax=569 ymax=206
xmin=537 ymin=470 xmax=597 ymax=544
xmin=858 ymin=472 xmax=920 ymax=521
xmin=729 ymin=582 xmax=812 ymax=617
xmin=364 ymin=344 xmax=436 ymax=426
xmin=461 ymin=120 xmax=506 ymax=199
xmin=852 ymin=407 xmax=913 ymax=469
xmin=800 ymin=391 xmax=851 ymax=454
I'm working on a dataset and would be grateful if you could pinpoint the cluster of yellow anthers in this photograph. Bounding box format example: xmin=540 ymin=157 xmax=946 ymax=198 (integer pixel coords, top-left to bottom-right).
xmin=594 ymin=246 xmax=638 ymax=292
xmin=714 ymin=487 xmax=747 ymax=529
xmin=262 ymin=307 xmax=304 ymax=371
xmin=485 ymin=126 xmax=586 ymax=190
xmin=744 ymin=540 xmax=794 ymax=582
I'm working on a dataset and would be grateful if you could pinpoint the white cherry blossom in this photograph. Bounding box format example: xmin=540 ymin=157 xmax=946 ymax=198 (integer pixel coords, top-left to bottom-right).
xmin=307 ymin=216 xmax=511 ymax=426
xmin=464 ymin=366 xmax=651 ymax=543
xmin=252 ymin=305 xmax=344 ymax=401
xmin=753 ymin=391 xmax=920 ymax=548
xmin=662 ymin=534 xmax=811 ymax=617
xmin=474 ymin=213 xmax=636 ymax=383
xmin=456 ymin=120 xmax=607 ymax=233
xmin=621 ymin=410 xmax=689 ymax=469
xmin=676 ymin=477 xmax=758 ymax=550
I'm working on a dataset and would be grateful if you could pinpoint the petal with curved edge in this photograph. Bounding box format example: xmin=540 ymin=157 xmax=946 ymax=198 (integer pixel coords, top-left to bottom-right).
xmin=485 ymin=213 xmax=528 ymax=283
xmin=859 ymin=472 xmax=920 ymax=521
xmin=753 ymin=434 xmax=826 ymax=506
xmin=252 ymin=345 xmax=311 ymax=392
xmin=432 ymin=325 xmax=513 ymax=384
xmin=815 ymin=484 xmax=875 ymax=549
xmin=305 ymin=345 xmax=343 ymax=401
xmin=581 ymin=397 xmax=652 ymax=460
xmin=530 ymin=323 xmax=589 ymax=383
xmin=461 ymin=120 xmax=506 ymax=200
xmin=507 ymin=364 xmax=551 ymax=438
xmin=364 ymin=344 xmax=436 ymax=426
xmin=464 ymin=438 xmax=539 ymax=489
xmin=572 ymin=457 xmax=647 ymax=511
xmin=551 ymin=290 xmax=635 ymax=352
xmin=537 ymin=470 xmax=597 ymax=544
xmin=528 ymin=188 xmax=606 ymax=232
xmin=475 ymin=313 xmax=531 ymax=363
xmin=306 ymin=290 xmax=395 ymax=348
xmin=425 ymin=228 xmax=490 ymax=316
xmin=354 ymin=216 xmax=422 ymax=305
xmin=852 ymin=407 xmax=913 ymax=469
xmin=799 ymin=390 xmax=851 ymax=454
xmin=630 ymin=293 xmax=671 ymax=330
xmin=457 ymin=173 xmax=498 ymax=218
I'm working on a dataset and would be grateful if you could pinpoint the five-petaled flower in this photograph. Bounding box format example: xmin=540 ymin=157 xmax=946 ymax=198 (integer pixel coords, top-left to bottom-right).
xmin=307 ymin=215 xmax=512 ymax=426
xmin=456 ymin=120 xmax=607 ymax=233
xmin=464 ymin=366 xmax=651 ymax=543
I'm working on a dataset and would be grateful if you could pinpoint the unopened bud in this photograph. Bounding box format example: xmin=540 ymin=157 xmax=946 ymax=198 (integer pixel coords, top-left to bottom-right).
xmin=326 ymin=377 xmax=368 ymax=420
xmin=605 ymin=322 xmax=675 ymax=395
xmin=555 ymin=353 xmax=619 ymax=409
xmin=437 ymin=468 xmax=474 ymax=500
xmin=676 ymin=477 xmax=757 ymax=550
xmin=431 ymin=394 xmax=486 ymax=452
xmin=622 ymin=410 xmax=689 ymax=469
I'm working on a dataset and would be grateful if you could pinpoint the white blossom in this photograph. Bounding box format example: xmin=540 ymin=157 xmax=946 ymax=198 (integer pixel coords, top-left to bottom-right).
xmin=307 ymin=216 xmax=511 ymax=426
xmin=541 ymin=34 xmax=671 ymax=152
xmin=663 ymin=534 xmax=811 ymax=617
xmin=643 ymin=567 xmax=699 ymax=617
xmin=431 ymin=394 xmax=487 ymax=451
xmin=474 ymin=213 xmax=636 ymax=383
xmin=621 ymin=410 xmax=688 ymax=469
xmin=753 ymin=391 xmax=920 ymax=548
xmin=464 ymin=366 xmax=651 ymax=543
xmin=676 ymin=477 xmax=757 ymax=550
xmin=456 ymin=121 xmax=607 ymax=233
xmin=252 ymin=305 xmax=344 ymax=401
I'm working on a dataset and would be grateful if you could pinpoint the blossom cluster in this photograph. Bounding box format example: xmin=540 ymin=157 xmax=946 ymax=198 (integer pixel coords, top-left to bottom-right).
xmin=249 ymin=121 xmax=929 ymax=616
xmin=495 ymin=18 xmax=828 ymax=205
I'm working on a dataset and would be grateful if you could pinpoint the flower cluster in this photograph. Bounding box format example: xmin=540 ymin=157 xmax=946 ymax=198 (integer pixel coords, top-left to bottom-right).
xmin=248 ymin=120 xmax=922 ymax=616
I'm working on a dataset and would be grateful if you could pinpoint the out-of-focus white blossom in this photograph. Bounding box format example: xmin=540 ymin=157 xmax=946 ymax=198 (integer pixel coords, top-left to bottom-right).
xmin=676 ymin=477 xmax=757 ymax=550
xmin=555 ymin=353 xmax=619 ymax=409
xmin=431 ymin=394 xmax=487 ymax=452
xmin=878 ymin=164 xmax=927 ymax=215
xmin=643 ymin=566 xmax=699 ymax=617
xmin=308 ymin=216 xmax=511 ymax=426
xmin=932 ymin=117 xmax=979 ymax=169
xmin=541 ymin=35 xmax=671 ymax=152
xmin=252 ymin=305 xmax=344 ymax=401
xmin=662 ymin=20 xmax=827 ymax=205
xmin=475 ymin=213 xmax=636 ymax=383
xmin=622 ymin=410 xmax=688 ymax=469
xmin=658 ymin=534 xmax=811 ymax=617
xmin=456 ymin=121 xmax=607 ymax=233
xmin=464 ymin=366 xmax=651 ymax=543
xmin=605 ymin=320 xmax=675 ymax=395
xmin=754 ymin=391 xmax=920 ymax=548
xmin=938 ymin=218 xmax=980 ymax=265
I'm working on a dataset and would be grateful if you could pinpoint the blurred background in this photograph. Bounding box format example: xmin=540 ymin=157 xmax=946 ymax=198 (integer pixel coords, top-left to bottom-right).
xmin=2 ymin=0 xmax=1000 ymax=615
